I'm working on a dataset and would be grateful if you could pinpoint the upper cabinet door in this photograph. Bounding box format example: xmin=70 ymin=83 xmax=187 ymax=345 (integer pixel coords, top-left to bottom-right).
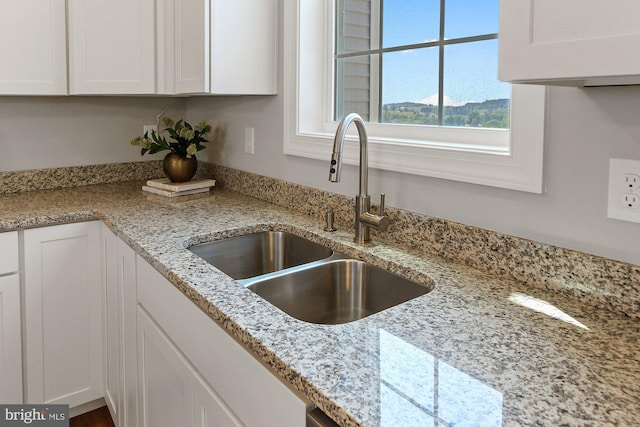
xmin=209 ymin=0 xmax=277 ymax=95
xmin=499 ymin=0 xmax=640 ymax=86
xmin=170 ymin=0 xmax=278 ymax=95
xmin=68 ymin=0 xmax=156 ymax=94
xmin=171 ymin=0 xmax=209 ymax=94
xmin=0 ymin=0 xmax=67 ymax=95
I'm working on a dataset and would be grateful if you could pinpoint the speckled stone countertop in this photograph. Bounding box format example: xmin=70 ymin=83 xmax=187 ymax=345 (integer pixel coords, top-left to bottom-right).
xmin=1 ymin=181 xmax=639 ymax=426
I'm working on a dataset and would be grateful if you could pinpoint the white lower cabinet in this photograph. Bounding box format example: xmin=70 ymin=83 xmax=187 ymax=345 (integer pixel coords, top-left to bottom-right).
xmin=16 ymin=222 xmax=307 ymax=426
xmin=0 ymin=231 xmax=22 ymax=404
xmin=192 ymin=371 xmax=243 ymax=427
xmin=136 ymin=256 xmax=308 ymax=427
xmin=137 ymin=304 xmax=243 ymax=427
xmin=0 ymin=231 xmax=19 ymax=274
xmin=137 ymin=306 xmax=194 ymax=427
xmin=103 ymin=225 xmax=138 ymax=427
xmin=23 ymin=222 xmax=103 ymax=408
xmin=0 ymin=275 xmax=22 ymax=403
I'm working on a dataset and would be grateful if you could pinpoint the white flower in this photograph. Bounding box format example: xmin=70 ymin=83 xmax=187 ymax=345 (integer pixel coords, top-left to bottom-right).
xmin=179 ymin=127 xmax=195 ymax=141
xmin=195 ymin=121 xmax=211 ymax=134
xmin=186 ymin=143 xmax=197 ymax=157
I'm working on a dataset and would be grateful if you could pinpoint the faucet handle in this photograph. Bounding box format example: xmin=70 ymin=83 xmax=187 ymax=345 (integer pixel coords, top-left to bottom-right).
xmin=361 ymin=193 xmax=390 ymax=232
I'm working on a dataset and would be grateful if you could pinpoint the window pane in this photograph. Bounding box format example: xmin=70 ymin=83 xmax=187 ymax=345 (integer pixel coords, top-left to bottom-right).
xmin=383 ymin=0 xmax=440 ymax=48
xmin=335 ymin=55 xmax=373 ymax=121
xmin=444 ymin=0 xmax=499 ymax=39
xmin=443 ymin=40 xmax=510 ymax=128
xmin=381 ymin=48 xmax=439 ymax=124
xmin=337 ymin=0 xmax=374 ymax=54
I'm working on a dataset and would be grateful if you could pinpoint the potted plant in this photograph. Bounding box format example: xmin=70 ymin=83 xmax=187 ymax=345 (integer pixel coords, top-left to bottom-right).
xmin=131 ymin=117 xmax=211 ymax=182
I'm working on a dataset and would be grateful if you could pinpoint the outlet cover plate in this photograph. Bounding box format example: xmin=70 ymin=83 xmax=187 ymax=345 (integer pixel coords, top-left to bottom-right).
xmin=608 ymin=158 xmax=640 ymax=224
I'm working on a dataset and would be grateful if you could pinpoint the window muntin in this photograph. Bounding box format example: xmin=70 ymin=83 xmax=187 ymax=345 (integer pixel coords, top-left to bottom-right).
xmin=335 ymin=0 xmax=509 ymax=128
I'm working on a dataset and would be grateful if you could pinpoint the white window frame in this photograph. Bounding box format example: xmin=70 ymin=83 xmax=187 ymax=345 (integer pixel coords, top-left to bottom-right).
xmin=283 ymin=0 xmax=547 ymax=193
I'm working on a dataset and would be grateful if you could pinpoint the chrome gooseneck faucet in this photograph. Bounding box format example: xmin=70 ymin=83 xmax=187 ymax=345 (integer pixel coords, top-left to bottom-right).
xmin=329 ymin=113 xmax=389 ymax=244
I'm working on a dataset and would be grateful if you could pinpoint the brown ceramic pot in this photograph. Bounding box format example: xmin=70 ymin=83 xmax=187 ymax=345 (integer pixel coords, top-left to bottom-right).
xmin=163 ymin=153 xmax=197 ymax=182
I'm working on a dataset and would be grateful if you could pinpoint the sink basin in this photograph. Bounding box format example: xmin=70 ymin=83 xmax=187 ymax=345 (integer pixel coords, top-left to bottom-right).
xmin=188 ymin=231 xmax=333 ymax=280
xmin=246 ymin=259 xmax=431 ymax=324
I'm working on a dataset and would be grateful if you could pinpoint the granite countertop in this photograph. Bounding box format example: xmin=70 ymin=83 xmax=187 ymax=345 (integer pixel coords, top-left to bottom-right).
xmin=1 ymin=181 xmax=638 ymax=427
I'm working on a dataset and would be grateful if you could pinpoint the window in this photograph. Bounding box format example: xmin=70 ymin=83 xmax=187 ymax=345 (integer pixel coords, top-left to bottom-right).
xmin=335 ymin=0 xmax=510 ymax=129
xmin=283 ymin=1 xmax=546 ymax=193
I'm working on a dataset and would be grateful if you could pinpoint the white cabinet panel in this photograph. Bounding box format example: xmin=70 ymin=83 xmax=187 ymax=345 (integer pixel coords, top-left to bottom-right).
xmin=173 ymin=0 xmax=209 ymax=94
xmin=499 ymin=0 xmax=640 ymax=86
xmin=3 ymin=0 xmax=276 ymax=95
xmin=137 ymin=306 xmax=193 ymax=427
xmin=119 ymin=237 xmax=139 ymax=427
xmin=0 ymin=231 xmax=21 ymax=403
xmin=0 ymin=274 xmax=23 ymax=403
xmin=209 ymin=0 xmax=277 ymax=95
xmin=68 ymin=0 xmax=155 ymax=94
xmin=23 ymin=222 xmax=103 ymax=408
xmin=136 ymin=256 xmax=307 ymax=427
xmin=103 ymin=226 xmax=121 ymax=422
xmin=192 ymin=373 xmax=242 ymax=427
xmin=0 ymin=231 xmax=19 ymax=274
xmin=170 ymin=0 xmax=278 ymax=95
xmin=0 ymin=0 xmax=67 ymax=95
xmin=103 ymin=225 xmax=139 ymax=427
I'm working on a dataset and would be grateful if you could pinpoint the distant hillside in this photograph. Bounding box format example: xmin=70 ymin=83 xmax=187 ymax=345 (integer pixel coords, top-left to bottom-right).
xmin=381 ymin=98 xmax=510 ymax=128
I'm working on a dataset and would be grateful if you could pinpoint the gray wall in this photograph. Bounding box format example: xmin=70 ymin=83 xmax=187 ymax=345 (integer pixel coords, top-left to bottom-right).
xmin=0 ymin=97 xmax=186 ymax=171
xmin=187 ymin=85 xmax=640 ymax=266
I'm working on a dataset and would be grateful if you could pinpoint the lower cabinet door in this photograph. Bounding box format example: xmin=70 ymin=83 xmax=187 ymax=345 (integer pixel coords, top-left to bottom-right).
xmin=103 ymin=224 xmax=139 ymax=427
xmin=23 ymin=221 xmax=103 ymax=407
xmin=0 ymin=274 xmax=23 ymax=403
xmin=138 ymin=305 xmax=244 ymax=427
xmin=136 ymin=255 xmax=308 ymax=427
xmin=192 ymin=373 xmax=242 ymax=427
xmin=137 ymin=306 xmax=193 ymax=427
xmin=103 ymin=225 xmax=122 ymax=423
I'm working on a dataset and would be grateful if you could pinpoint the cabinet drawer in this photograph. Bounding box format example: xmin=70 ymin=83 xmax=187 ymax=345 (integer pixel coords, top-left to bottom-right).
xmin=0 ymin=231 xmax=19 ymax=275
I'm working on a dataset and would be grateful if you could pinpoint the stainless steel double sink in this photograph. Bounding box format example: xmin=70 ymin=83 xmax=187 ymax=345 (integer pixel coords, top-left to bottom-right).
xmin=188 ymin=231 xmax=431 ymax=325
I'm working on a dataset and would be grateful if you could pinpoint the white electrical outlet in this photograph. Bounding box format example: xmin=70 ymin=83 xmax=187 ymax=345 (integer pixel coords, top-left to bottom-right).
xmin=624 ymin=174 xmax=640 ymax=190
xmin=244 ymin=127 xmax=255 ymax=155
xmin=608 ymin=158 xmax=640 ymax=224
xmin=143 ymin=124 xmax=157 ymax=136
xmin=622 ymin=193 xmax=640 ymax=209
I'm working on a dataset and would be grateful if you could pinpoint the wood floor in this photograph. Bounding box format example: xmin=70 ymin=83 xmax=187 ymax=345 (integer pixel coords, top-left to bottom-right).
xmin=70 ymin=406 xmax=115 ymax=427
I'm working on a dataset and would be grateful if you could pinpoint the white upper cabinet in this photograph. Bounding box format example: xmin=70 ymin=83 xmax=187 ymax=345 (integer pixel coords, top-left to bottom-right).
xmin=167 ymin=0 xmax=209 ymax=94
xmin=0 ymin=0 xmax=67 ymax=95
xmin=69 ymin=0 xmax=277 ymax=95
xmin=208 ymin=0 xmax=278 ymax=95
xmin=499 ymin=0 xmax=640 ymax=86
xmin=68 ymin=0 xmax=156 ymax=94
xmin=171 ymin=0 xmax=278 ymax=95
